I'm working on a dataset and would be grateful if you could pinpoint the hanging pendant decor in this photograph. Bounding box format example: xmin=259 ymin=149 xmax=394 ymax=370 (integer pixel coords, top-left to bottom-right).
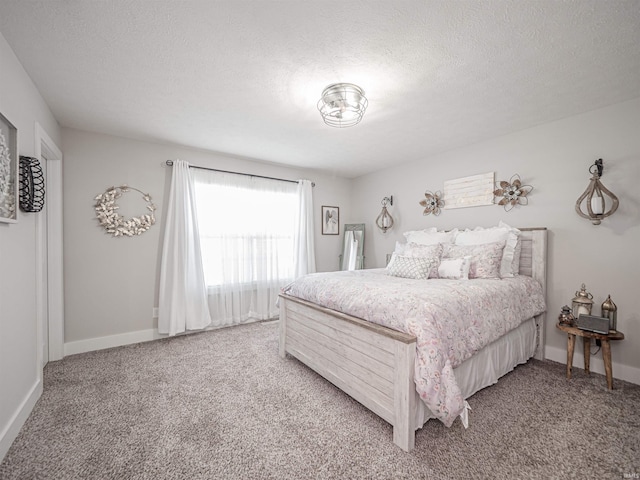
xmin=494 ymin=174 xmax=533 ymax=212
xmin=94 ymin=185 xmax=156 ymax=237
xmin=419 ymin=190 xmax=444 ymax=216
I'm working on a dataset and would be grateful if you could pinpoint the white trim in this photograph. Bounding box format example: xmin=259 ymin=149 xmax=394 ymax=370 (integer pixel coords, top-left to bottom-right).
xmin=0 ymin=378 xmax=42 ymax=461
xmin=35 ymin=123 xmax=64 ymax=363
xmin=63 ymin=321 xmax=256 ymax=356
xmin=545 ymin=345 xmax=640 ymax=386
xmin=64 ymin=329 xmax=164 ymax=356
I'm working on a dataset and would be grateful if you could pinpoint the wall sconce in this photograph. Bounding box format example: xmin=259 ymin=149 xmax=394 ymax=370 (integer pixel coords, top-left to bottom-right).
xmin=376 ymin=196 xmax=394 ymax=233
xmin=575 ymin=159 xmax=619 ymax=225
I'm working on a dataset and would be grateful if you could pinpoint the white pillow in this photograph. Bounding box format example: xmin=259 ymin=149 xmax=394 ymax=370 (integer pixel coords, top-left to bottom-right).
xmin=454 ymin=224 xmax=520 ymax=278
xmin=438 ymin=256 xmax=471 ymax=280
xmin=393 ymin=241 xmax=407 ymax=255
xmin=499 ymin=221 xmax=522 ymax=275
xmin=404 ymin=228 xmax=457 ymax=245
xmin=386 ymin=254 xmax=436 ymax=280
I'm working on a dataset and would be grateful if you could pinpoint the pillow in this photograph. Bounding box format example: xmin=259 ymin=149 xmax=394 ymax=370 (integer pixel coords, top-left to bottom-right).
xmin=386 ymin=254 xmax=437 ymax=280
xmin=403 ymin=228 xmax=457 ymax=245
xmin=454 ymin=224 xmax=520 ymax=278
xmin=437 ymin=256 xmax=472 ymax=280
xmin=393 ymin=241 xmax=407 ymax=255
xmin=442 ymin=242 xmax=505 ymax=279
xmin=499 ymin=221 xmax=522 ymax=275
xmin=403 ymin=242 xmax=443 ymax=278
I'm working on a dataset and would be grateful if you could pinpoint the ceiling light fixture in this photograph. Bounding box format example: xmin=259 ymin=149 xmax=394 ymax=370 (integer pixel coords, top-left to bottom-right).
xmin=317 ymin=83 xmax=368 ymax=127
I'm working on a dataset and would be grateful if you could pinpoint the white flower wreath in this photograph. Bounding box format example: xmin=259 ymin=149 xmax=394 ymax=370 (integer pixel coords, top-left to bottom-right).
xmin=94 ymin=185 xmax=156 ymax=237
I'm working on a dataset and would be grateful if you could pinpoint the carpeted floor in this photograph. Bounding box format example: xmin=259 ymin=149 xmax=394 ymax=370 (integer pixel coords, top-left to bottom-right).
xmin=1 ymin=321 xmax=639 ymax=480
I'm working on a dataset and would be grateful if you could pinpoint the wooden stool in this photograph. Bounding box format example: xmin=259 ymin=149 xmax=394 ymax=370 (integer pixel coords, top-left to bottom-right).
xmin=556 ymin=323 xmax=624 ymax=389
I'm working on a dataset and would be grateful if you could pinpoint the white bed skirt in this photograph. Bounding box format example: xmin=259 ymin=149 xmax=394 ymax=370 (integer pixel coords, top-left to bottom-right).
xmin=415 ymin=317 xmax=537 ymax=428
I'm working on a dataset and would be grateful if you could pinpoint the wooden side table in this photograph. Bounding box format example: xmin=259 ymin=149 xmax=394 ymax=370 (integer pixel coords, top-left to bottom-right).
xmin=556 ymin=323 xmax=624 ymax=389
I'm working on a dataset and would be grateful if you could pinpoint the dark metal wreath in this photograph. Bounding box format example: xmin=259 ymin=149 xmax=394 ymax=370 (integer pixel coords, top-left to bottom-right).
xmin=19 ymin=156 xmax=46 ymax=212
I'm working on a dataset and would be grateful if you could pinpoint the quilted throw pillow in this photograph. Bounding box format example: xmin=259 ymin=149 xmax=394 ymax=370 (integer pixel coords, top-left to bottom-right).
xmin=386 ymin=254 xmax=436 ymax=280
xmin=402 ymin=242 xmax=443 ymax=278
xmin=442 ymin=242 xmax=505 ymax=279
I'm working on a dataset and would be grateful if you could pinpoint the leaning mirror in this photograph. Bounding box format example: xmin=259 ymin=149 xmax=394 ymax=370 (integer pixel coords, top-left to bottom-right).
xmin=339 ymin=223 xmax=365 ymax=270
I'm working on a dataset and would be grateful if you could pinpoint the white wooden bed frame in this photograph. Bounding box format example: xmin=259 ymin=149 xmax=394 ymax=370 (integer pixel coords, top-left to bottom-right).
xmin=278 ymin=227 xmax=547 ymax=452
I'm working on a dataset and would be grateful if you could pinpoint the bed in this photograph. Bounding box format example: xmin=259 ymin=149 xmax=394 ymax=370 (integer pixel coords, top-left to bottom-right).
xmin=278 ymin=227 xmax=547 ymax=451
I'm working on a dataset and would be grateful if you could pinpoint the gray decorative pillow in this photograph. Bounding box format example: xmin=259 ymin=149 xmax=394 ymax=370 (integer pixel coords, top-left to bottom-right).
xmin=386 ymin=254 xmax=436 ymax=280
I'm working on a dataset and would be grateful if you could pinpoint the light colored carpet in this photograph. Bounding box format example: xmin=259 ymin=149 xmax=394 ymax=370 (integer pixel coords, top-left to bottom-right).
xmin=1 ymin=321 xmax=639 ymax=479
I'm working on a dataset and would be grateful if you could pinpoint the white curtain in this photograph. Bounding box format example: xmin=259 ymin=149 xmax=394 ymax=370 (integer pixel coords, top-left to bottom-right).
xmin=158 ymin=159 xmax=211 ymax=336
xmin=193 ymin=170 xmax=301 ymax=326
xmin=293 ymin=179 xmax=316 ymax=278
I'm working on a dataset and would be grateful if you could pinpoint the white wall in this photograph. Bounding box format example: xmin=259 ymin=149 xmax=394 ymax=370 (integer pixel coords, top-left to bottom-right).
xmin=352 ymin=97 xmax=640 ymax=384
xmin=0 ymin=32 xmax=61 ymax=460
xmin=61 ymin=128 xmax=353 ymax=352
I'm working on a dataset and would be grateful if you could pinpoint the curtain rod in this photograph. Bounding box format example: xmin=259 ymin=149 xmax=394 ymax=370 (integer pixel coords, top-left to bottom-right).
xmin=165 ymin=160 xmax=314 ymax=187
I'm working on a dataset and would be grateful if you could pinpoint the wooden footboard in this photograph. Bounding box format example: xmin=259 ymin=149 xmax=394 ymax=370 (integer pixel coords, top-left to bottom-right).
xmin=279 ymin=294 xmax=419 ymax=451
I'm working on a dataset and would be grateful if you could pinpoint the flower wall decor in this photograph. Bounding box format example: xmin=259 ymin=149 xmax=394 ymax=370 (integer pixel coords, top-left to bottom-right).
xmin=419 ymin=190 xmax=444 ymax=216
xmin=95 ymin=185 xmax=156 ymax=237
xmin=493 ymin=174 xmax=533 ymax=212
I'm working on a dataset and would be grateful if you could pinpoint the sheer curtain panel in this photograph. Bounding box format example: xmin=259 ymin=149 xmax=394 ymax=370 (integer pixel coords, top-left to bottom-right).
xmin=294 ymin=179 xmax=316 ymax=278
xmin=158 ymin=159 xmax=212 ymax=336
xmin=193 ymin=170 xmax=299 ymax=326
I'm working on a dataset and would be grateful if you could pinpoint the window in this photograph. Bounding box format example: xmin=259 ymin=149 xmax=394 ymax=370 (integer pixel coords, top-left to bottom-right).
xmin=193 ymin=170 xmax=297 ymax=289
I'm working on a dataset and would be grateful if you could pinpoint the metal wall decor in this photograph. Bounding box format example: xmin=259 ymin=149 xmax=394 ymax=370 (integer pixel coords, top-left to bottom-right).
xmin=575 ymin=159 xmax=619 ymax=225
xmin=94 ymin=185 xmax=156 ymax=237
xmin=494 ymin=174 xmax=533 ymax=212
xmin=420 ymin=190 xmax=444 ymax=216
xmin=19 ymin=156 xmax=45 ymax=212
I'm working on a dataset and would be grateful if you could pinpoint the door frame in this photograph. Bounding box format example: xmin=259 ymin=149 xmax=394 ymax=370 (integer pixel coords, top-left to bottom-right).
xmin=35 ymin=123 xmax=64 ymax=366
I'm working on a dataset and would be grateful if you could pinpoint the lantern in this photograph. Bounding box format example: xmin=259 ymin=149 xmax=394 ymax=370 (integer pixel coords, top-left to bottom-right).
xmin=601 ymin=294 xmax=618 ymax=332
xmin=571 ymin=283 xmax=594 ymax=319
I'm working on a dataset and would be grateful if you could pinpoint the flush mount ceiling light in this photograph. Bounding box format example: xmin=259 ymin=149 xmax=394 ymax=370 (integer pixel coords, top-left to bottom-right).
xmin=317 ymin=83 xmax=368 ymax=127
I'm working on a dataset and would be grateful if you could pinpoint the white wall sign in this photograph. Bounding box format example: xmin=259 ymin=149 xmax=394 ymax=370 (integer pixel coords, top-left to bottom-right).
xmin=444 ymin=172 xmax=494 ymax=209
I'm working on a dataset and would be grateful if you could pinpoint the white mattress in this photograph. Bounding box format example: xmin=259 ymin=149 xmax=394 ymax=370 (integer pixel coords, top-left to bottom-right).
xmin=415 ymin=317 xmax=537 ymax=428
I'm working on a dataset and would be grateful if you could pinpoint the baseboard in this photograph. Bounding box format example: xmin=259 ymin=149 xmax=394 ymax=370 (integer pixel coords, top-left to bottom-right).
xmin=63 ymin=319 xmax=274 ymax=357
xmin=64 ymin=328 xmax=163 ymax=356
xmin=0 ymin=378 xmax=43 ymax=462
xmin=545 ymin=345 xmax=640 ymax=386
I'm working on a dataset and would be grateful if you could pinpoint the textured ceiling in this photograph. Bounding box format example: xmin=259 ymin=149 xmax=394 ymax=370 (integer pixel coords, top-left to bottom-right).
xmin=1 ymin=0 xmax=639 ymax=178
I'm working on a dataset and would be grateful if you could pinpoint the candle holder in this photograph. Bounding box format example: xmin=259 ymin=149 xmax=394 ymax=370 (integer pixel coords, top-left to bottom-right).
xmin=376 ymin=196 xmax=394 ymax=233
xmin=571 ymin=283 xmax=594 ymax=319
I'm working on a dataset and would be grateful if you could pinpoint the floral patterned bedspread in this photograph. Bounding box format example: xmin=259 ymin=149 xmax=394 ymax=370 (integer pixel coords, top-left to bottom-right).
xmin=282 ymin=268 xmax=546 ymax=427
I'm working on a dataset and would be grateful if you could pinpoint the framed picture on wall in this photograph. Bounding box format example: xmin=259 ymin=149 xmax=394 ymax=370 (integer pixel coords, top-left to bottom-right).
xmin=321 ymin=205 xmax=339 ymax=235
xmin=0 ymin=111 xmax=18 ymax=223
